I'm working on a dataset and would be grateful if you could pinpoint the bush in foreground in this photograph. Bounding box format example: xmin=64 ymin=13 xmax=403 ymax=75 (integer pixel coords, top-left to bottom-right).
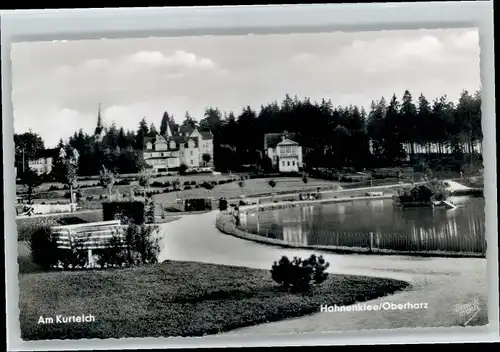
xmin=29 ymin=226 xmax=60 ymax=270
xmin=271 ymin=254 xmax=330 ymax=293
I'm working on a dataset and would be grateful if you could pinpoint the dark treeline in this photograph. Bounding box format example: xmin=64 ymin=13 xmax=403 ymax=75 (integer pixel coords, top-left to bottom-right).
xmin=207 ymin=89 xmax=482 ymax=173
xmin=15 ymin=89 xmax=482 ymax=177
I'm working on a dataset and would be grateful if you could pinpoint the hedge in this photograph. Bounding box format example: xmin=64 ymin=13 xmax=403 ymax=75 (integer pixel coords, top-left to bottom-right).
xmin=102 ymin=201 xmax=145 ymax=225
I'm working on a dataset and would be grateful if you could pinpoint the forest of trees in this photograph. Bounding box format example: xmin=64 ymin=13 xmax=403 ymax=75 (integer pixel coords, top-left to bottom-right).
xmin=14 ymin=89 xmax=482 ymax=178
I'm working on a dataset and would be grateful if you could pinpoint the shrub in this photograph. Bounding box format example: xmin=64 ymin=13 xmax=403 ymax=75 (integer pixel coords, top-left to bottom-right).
xmin=190 ymin=180 xmax=197 ymax=185
xmin=95 ymin=234 xmax=128 ymax=268
xmin=48 ymin=185 xmax=61 ymax=191
xmin=271 ymin=254 xmax=330 ymax=293
xmin=102 ymin=201 xmax=146 ymax=225
xmin=184 ymin=198 xmax=212 ymax=212
xmin=124 ymin=224 xmax=161 ymax=265
xmin=179 ymin=164 xmax=188 ymax=175
xmin=145 ymin=198 xmax=156 ymax=224
xmin=29 ymin=226 xmax=60 ymax=270
xmin=200 ymin=181 xmax=213 ymax=190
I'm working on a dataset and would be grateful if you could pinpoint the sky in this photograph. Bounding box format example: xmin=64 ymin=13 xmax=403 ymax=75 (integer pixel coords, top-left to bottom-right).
xmin=11 ymin=28 xmax=480 ymax=148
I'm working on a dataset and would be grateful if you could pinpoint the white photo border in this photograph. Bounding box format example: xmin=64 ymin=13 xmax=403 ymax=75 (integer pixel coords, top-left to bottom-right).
xmin=2 ymin=2 xmax=498 ymax=350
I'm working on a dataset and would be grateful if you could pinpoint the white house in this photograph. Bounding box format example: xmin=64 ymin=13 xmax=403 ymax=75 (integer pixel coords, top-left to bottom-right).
xmin=264 ymin=131 xmax=303 ymax=173
xmin=28 ymin=148 xmax=60 ymax=175
xmin=28 ymin=147 xmax=79 ymax=176
xmin=143 ymin=124 xmax=214 ymax=172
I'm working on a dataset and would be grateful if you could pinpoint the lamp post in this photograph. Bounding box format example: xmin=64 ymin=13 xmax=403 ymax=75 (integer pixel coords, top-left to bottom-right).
xmin=22 ymin=148 xmax=26 ymax=173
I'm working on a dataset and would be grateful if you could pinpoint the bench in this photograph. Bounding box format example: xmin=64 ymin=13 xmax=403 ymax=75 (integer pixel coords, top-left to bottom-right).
xmin=51 ymin=220 xmax=125 ymax=267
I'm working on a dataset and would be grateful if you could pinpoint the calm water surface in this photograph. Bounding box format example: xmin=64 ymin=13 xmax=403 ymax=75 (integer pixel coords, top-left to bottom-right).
xmin=240 ymin=196 xmax=486 ymax=253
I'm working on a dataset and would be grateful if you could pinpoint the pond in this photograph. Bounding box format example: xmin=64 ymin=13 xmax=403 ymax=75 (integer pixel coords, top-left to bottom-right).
xmin=239 ymin=196 xmax=486 ymax=254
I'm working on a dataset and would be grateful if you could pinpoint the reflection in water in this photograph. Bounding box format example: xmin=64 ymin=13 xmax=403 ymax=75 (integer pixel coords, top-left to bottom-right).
xmin=242 ymin=196 xmax=486 ymax=253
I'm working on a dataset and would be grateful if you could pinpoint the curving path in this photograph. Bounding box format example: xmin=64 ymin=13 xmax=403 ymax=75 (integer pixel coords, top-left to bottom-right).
xmin=158 ymin=211 xmax=488 ymax=335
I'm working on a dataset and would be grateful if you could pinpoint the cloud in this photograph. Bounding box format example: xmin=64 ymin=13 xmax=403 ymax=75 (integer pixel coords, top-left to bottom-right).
xmin=126 ymin=50 xmax=216 ymax=70
xmin=11 ymin=29 xmax=480 ymax=148
xmin=12 ymin=49 xmax=224 ymax=117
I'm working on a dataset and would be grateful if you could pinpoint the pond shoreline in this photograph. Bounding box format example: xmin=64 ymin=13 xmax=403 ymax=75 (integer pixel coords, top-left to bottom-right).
xmin=238 ymin=194 xmax=394 ymax=214
xmin=216 ymin=194 xmax=486 ymax=259
xmin=216 ymin=213 xmax=485 ymax=259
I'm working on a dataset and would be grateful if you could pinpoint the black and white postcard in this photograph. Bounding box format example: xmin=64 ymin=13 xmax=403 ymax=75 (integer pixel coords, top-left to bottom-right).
xmin=3 ymin=2 xmax=498 ymax=350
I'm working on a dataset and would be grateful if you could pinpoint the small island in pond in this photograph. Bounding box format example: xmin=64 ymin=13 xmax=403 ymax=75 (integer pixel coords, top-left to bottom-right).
xmin=393 ymin=180 xmax=455 ymax=209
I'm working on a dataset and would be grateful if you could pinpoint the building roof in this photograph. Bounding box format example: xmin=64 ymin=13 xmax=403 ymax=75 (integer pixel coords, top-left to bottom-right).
xmin=178 ymin=125 xmax=213 ymax=140
xmin=147 ymin=156 xmax=178 ymax=160
xmin=277 ymin=138 xmax=299 ymax=146
xmin=31 ymin=148 xmax=60 ymax=160
xmin=179 ymin=125 xmax=194 ymax=136
xmin=199 ymin=130 xmax=213 ymax=140
xmin=173 ymin=136 xmax=199 ymax=148
xmin=144 ymin=134 xmax=199 ymax=151
xmin=264 ymin=132 xmax=299 ymax=149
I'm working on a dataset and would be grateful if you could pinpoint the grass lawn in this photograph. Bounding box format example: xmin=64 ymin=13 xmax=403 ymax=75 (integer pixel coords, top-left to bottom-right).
xmin=19 ymin=260 xmax=409 ymax=340
xmin=21 ymin=175 xmax=339 ymax=206
xmin=152 ymin=177 xmax=339 ymax=203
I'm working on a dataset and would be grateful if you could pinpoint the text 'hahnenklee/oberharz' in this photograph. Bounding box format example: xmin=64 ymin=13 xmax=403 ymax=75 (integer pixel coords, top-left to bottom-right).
xmin=38 ymin=314 xmax=96 ymax=324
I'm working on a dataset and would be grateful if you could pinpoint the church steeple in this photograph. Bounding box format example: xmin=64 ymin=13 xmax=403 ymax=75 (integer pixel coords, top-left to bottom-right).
xmin=95 ymin=103 xmax=103 ymax=132
xmin=94 ymin=103 xmax=105 ymax=142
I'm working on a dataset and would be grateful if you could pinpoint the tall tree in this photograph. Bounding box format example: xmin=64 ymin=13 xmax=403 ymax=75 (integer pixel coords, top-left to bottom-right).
xmin=182 ymin=111 xmax=197 ymax=129
xmin=400 ymin=90 xmax=417 ymax=156
xmin=367 ymin=99 xmax=386 ymax=163
xmin=149 ymin=123 xmax=158 ymax=136
xmin=99 ymin=166 xmax=116 ymax=201
xmin=416 ymin=94 xmax=432 ymax=154
xmin=160 ymin=111 xmax=171 ymax=136
xmin=134 ymin=118 xmax=149 ymax=150
xmin=20 ymin=169 xmax=42 ymax=203
xmin=383 ymin=94 xmax=406 ymax=165
xmin=14 ymin=131 xmax=45 ymax=173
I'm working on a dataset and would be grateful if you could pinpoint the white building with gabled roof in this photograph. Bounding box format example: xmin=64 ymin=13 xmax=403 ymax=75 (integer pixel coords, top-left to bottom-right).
xmin=143 ymin=121 xmax=214 ymax=172
xmin=264 ymin=131 xmax=303 ymax=173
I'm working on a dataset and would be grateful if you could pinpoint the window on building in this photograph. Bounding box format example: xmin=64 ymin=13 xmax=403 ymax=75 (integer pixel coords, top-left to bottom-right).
xmin=285 ymin=146 xmax=291 ymax=154
xmin=292 ymin=160 xmax=295 ymax=166
xmin=282 ymin=161 xmax=285 ymax=166
xmin=287 ymin=161 xmax=290 ymax=166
